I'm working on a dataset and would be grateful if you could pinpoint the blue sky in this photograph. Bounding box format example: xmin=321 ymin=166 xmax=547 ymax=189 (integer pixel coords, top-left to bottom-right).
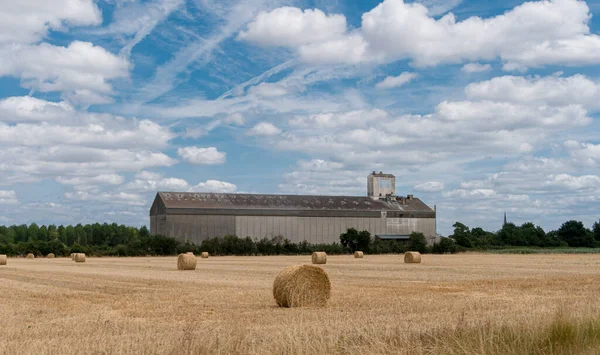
xmin=1 ymin=0 xmax=600 ymax=235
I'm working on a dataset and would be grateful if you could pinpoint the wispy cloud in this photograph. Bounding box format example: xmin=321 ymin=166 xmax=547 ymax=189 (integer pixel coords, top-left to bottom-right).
xmin=135 ymin=0 xmax=285 ymax=103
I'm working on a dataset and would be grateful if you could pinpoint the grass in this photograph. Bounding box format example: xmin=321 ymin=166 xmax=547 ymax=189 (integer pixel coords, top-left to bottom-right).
xmin=1 ymin=254 xmax=600 ymax=354
xmin=420 ymin=310 xmax=600 ymax=354
xmin=485 ymin=247 xmax=600 ymax=254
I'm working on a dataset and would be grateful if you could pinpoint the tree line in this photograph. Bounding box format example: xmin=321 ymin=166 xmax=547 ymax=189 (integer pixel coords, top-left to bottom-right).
xmin=0 ymin=222 xmax=454 ymax=257
xmin=449 ymin=219 xmax=600 ymax=249
xmin=1 ymin=218 xmax=597 ymax=257
xmin=0 ymin=223 xmax=181 ymax=256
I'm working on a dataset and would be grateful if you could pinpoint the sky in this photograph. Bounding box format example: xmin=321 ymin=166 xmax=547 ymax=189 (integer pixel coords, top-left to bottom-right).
xmin=0 ymin=0 xmax=599 ymax=235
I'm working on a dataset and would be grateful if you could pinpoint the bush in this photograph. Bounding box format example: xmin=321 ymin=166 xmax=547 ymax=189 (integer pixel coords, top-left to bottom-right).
xmin=143 ymin=234 xmax=179 ymax=255
xmin=409 ymin=232 xmax=427 ymax=253
xmin=369 ymin=239 xmax=406 ymax=254
xmin=70 ymin=243 xmax=91 ymax=255
xmin=558 ymin=221 xmax=596 ymax=248
xmin=113 ymin=244 xmax=129 ymax=256
xmin=339 ymin=228 xmax=371 ymax=252
xmin=432 ymin=237 xmax=459 ymax=254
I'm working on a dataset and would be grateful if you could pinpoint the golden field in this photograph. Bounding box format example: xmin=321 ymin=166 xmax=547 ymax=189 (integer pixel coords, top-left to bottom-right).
xmin=1 ymin=254 xmax=600 ymax=354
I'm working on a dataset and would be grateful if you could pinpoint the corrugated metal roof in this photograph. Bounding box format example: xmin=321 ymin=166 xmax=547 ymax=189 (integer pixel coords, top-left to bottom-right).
xmin=157 ymin=192 xmax=433 ymax=212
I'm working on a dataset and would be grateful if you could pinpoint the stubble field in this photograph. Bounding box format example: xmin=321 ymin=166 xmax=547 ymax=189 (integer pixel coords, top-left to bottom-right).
xmin=1 ymin=254 xmax=600 ymax=354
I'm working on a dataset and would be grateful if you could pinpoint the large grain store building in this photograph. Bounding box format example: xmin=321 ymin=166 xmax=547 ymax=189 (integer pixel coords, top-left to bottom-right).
xmin=150 ymin=172 xmax=437 ymax=244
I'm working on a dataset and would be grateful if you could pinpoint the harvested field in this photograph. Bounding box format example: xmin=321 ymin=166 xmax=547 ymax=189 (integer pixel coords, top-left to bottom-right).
xmin=1 ymin=254 xmax=600 ymax=354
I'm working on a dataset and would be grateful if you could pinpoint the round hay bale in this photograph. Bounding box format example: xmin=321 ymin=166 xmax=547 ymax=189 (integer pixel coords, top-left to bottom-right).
xmin=74 ymin=253 xmax=86 ymax=263
xmin=200 ymin=252 xmax=209 ymax=258
xmin=177 ymin=253 xmax=196 ymax=270
xmin=47 ymin=253 xmax=55 ymax=259
xmin=311 ymin=252 xmax=327 ymax=264
xmin=273 ymin=265 xmax=331 ymax=308
xmin=186 ymin=251 xmax=195 ymax=255
xmin=70 ymin=253 xmax=75 ymax=260
xmin=0 ymin=254 xmax=7 ymax=265
xmin=404 ymin=251 xmax=422 ymax=263
xmin=354 ymin=251 xmax=364 ymax=258
xmin=26 ymin=253 xmax=34 ymax=259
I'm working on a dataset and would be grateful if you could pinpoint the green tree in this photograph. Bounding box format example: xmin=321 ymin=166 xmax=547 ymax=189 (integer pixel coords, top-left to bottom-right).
xmin=38 ymin=225 xmax=49 ymax=241
xmin=57 ymin=225 xmax=66 ymax=244
xmin=432 ymin=237 xmax=458 ymax=254
xmin=558 ymin=220 xmax=596 ymax=247
xmin=48 ymin=225 xmax=59 ymax=240
xmin=471 ymin=227 xmax=498 ymax=246
xmin=408 ymin=232 xmax=427 ymax=253
xmin=593 ymin=220 xmax=600 ymax=242
xmin=498 ymin=222 xmax=525 ymax=246
xmin=450 ymin=222 xmax=473 ymax=248
xmin=339 ymin=228 xmax=371 ymax=252
xmin=27 ymin=223 xmax=40 ymax=242
xmin=75 ymin=224 xmax=87 ymax=245
xmin=139 ymin=225 xmax=150 ymax=238
xmin=14 ymin=224 xmax=28 ymax=242
xmin=65 ymin=225 xmax=76 ymax=246
xmin=520 ymin=222 xmax=546 ymax=246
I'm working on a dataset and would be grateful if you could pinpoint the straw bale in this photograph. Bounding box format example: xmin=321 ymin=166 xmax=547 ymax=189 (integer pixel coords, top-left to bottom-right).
xmin=311 ymin=252 xmax=327 ymax=264
xmin=404 ymin=251 xmax=422 ymax=263
xmin=273 ymin=265 xmax=331 ymax=307
xmin=177 ymin=253 xmax=197 ymax=270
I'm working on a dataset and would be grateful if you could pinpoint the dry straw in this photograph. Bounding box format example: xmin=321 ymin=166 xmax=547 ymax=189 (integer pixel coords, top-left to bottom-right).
xmin=47 ymin=253 xmax=55 ymax=258
xmin=201 ymin=252 xmax=209 ymax=259
xmin=311 ymin=252 xmax=327 ymax=264
xmin=177 ymin=253 xmax=197 ymax=270
xmin=273 ymin=265 xmax=331 ymax=308
xmin=75 ymin=253 xmax=86 ymax=263
xmin=26 ymin=253 xmax=34 ymax=259
xmin=354 ymin=251 xmax=364 ymax=258
xmin=0 ymin=254 xmax=6 ymax=265
xmin=404 ymin=251 xmax=422 ymax=263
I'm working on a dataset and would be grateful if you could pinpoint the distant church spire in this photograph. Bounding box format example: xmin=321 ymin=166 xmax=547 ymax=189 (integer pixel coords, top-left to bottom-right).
xmin=503 ymin=212 xmax=507 ymax=226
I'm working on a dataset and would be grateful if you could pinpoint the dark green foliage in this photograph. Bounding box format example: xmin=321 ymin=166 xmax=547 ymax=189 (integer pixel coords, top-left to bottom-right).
xmin=558 ymin=220 xmax=596 ymax=247
xmin=142 ymin=234 xmax=179 ymax=255
xmin=498 ymin=223 xmax=524 ymax=245
xmin=1 ymin=217 xmax=598 ymax=257
xmin=448 ymin=219 xmax=597 ymax=250
xmin=339 ymin=228 xmax=371 ymax=252
xmin=367 ymin=239 xmax=405 ymax=254
xmin=470 ymin=227 xmax=498 ymax=247
xmin=450 ymin=222 xmax=473 ymax=247
xmin=593 ymin=220 xmax=600 ymax=242
xmin=431 ymin=237 xmax=459 ymax=254
xmin=198 ymin=235 xmax=346 ymax=256
xmin=409 ymin=232 xmax=427 ymax=253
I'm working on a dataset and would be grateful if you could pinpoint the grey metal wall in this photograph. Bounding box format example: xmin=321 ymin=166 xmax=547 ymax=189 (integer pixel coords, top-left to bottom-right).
xmin=160 ymin=214 xmax=435 ymax=245
xmin=150 ymin=216 xmax=158 ymax=236
xmin=163 ymin=214 xmax=236 ymax=243
xmin=235 ymin=216 xmax=388 ymax=244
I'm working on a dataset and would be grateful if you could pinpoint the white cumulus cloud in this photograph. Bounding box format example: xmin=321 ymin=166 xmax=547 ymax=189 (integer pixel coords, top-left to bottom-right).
xmin=0 ymin=42 xmax=130 ymax=105
xmin=241 ymin=0 xmax=600 ymax=70
xmin=375 ymin=72 xmax=418 ymax=89
xmin=191 ymin=180 xmax=237 ymax=193
xmin=0 ymin=190 xmax=18 ymax=204
xmin=0 ymin=0 xmax=102 ymax=45
xmin=177 ymin=146 xmax=226 ymax=165
xmin=247 ymin=122 xmax=282 ymax=136
xmin=414 ymin=181 xmax=445 ymax=192
xmin=461 ymin=63 xmax=492 ymax=73
xmin=465 ymin=74 xmax=600 ymax=110
xmin=238 ymin=7 xmax=347 ymax=47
